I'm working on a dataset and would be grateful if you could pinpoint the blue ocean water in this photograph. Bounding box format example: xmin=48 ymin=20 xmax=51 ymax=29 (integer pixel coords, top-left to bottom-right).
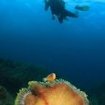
xmin=0 ymin=0 xmax=105 ymax=91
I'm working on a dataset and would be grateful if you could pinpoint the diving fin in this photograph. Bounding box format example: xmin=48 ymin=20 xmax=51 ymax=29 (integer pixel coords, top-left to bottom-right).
xmin=75 ymin=5 xmax=90 ymax=11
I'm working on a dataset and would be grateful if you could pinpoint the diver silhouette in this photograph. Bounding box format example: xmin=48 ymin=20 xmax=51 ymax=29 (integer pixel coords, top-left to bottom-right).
xmin=44 ymin=0 xmax=78 ymax=23
xmin=44 ymin=0 xmax=90 ymax=23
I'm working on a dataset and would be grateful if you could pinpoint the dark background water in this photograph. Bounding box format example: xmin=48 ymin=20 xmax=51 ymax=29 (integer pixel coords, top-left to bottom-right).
xmin=0 ymin=0 xmax=105 ymax=91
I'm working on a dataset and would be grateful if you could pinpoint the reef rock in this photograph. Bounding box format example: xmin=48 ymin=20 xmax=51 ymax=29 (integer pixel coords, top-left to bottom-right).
xmin=0 ymin=58 xmax=48 ymax=94
xmin=0 ymin=85 xmax=13 ymax=105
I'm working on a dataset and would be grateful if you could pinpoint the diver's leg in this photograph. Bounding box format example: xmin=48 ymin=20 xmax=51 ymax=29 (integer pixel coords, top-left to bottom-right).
xmin=58 ymin=15 xmax=64 ymax=23
xmin=65 ymin=9 xmax=78 ymax=18
xmin=50 ymin=8 xmax=56 ymax=20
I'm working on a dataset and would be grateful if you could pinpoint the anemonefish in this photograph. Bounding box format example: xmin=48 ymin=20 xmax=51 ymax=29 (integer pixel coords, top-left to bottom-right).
xmin=43 ymin=73 xmax=56 ymax=82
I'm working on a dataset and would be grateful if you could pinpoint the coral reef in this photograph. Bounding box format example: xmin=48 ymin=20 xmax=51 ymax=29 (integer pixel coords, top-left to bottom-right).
xmin=0 ymin=58 xmax=49 ymax=94
xmin=89 ymin=83 xmax=105 ymax=105
xmin=0 ymin=85 xmax=13 ymax=105
xmin=15 ymin=73 xmax=89 ymax=105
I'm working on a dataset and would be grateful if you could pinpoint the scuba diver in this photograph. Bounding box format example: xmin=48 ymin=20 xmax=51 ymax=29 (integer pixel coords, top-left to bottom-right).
xmin=44 ymin=0 xmax=90 ymax=23
xmin=44 ymin=0 xmax=78 ymax=23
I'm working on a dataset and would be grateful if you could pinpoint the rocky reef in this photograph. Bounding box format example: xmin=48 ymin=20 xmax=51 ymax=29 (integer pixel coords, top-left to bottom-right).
xmin=0 ymin=58 xmax=49 ymax=94
xmin=89 ymin=83 xmax=105 ymax=105
xmin=0 ymin=58 xmax=105 ymax=105
xmin=0 ymin=85 xmax=13 ymax=105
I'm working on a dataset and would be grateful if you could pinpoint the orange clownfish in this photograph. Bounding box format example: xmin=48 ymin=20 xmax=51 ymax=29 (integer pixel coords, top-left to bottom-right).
xmin=43 ymin=73 xmax=56 ymax=82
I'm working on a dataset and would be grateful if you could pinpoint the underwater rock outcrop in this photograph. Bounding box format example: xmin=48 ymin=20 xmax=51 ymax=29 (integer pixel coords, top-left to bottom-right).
xmin=0 ymin=58 xmax=49 ymax=94
xmin=89 ymin=83 xmax=105 ymax=105
xmin=15 ymin=73 xmax=89 ymax=105
xmin=0 ymin=85 xmax=13 ymax=105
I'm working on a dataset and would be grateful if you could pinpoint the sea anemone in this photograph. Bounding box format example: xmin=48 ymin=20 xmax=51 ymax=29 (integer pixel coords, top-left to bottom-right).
xmin=15 ymin=73 xmax=89 ymax=105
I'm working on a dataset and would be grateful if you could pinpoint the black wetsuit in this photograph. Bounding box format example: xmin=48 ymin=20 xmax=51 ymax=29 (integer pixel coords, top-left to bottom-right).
xmin=45 ymin=0 xmax=78 ymax=23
